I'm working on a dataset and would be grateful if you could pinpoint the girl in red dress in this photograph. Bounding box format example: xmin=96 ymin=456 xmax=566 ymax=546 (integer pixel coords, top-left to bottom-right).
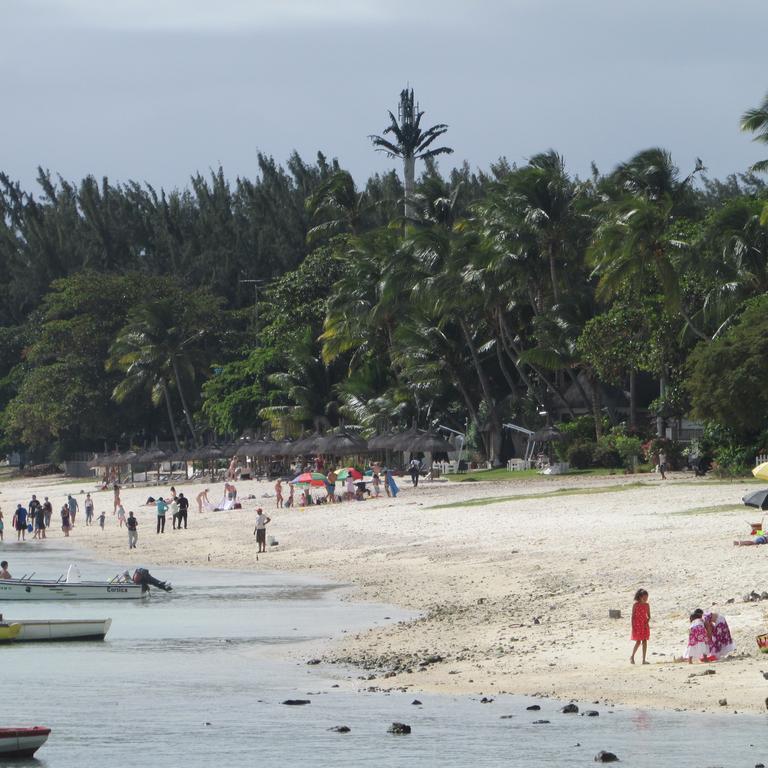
xmin=630 ymin=588 xmax=650 ymax=664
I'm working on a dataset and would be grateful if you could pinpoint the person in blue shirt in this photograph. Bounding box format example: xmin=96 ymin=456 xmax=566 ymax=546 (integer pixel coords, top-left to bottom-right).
xmin=156 ymin=497 xmax=168 ymax=533
xmin=67 ymin=494 xmax=79 ymax=527
xmin=12 ymin=504 xmax=27 ymax=541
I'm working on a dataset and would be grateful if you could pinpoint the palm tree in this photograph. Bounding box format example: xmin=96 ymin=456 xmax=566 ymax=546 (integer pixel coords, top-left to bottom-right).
xmin=108 ymin=295 xmax=215 ymax=448
xmin=740 ymin=91 xmax=768 ymax=172
xmin=370 ymin=88 xmax=453 ymax=220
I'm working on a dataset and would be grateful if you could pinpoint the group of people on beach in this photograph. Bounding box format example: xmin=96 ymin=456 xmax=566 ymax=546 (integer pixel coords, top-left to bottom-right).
xmin=272 ymin=461 xmax=402 ymax=509
xmin=630 ymin=589 xmax=736 ymax=665
xmin=0 ymin=492 xmax=109 ymax=543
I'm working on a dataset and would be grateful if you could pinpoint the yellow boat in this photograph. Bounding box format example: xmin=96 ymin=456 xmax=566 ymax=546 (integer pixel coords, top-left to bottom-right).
xmin=0 ymin=624 xmax=21 ymax=642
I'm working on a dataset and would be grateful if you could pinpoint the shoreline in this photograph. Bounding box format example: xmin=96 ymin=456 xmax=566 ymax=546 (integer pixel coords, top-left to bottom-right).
xmin=2 ymin=470 xmax=767 ymax=714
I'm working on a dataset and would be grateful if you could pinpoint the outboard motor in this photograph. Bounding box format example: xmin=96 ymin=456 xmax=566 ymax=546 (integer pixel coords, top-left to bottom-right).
xmin=132 ymin=567 xmax=172 ymax=592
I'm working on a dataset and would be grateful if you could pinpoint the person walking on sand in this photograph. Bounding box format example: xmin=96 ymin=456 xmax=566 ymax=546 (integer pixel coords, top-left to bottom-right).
xmin=196 ymin=488 xmax=210 ymax=514
xmin=630 ymin=589 xmax=650 ymax=664
xmin=126 ymin=511 xmax=138 ymax=549
xmin=156 ymin=497 xmax=168 ymax=533
xmin=275 ymin=479 xmax=284 ymax=508
xmin=408 ymin=457 xmax=421 ymax=487
xmin=42 ymin=497 xmax=52 ymax=528
xmin=170 ymin=496 xmax=181 ymax=530
xmin=372 ymin=472 xmax=381 ymax=498
xmin=98 ymin=511 xmax=106 ymax=530
xmin=0 ymin=509 xmax=4 ymax=542
xmin=67 ymin=494 xmax=79 ymax=527
xmin=84 ymin=493 xmax=94 ymax=526
xmin=60 ymin=504 xmax=71 ymax=537
xmin=117 ymin=503 xmax=127 ymax=527
xmin=253 ymin=508 xmax=271 ymax=553
xmin=0 ymin=560 xmax=11 ymax=579
xmin=286 ymin=484 xmax=294 ymax=508
xmin=12 ymin=504 xmax=27 ymax=541
xmin=177 ymin=492 xmax=189 ymax=529
xmin=33 ymin=500 xmax=46 ymax=540
xmin=658 ymin=450 xmax=667 ymax=480
xmin=113 ymin=483 xmax=121 ymax=514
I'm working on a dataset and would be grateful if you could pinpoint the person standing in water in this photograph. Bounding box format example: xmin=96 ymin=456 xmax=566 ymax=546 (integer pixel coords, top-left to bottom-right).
xmin=630 ymin=589 xmax=650 ymax=664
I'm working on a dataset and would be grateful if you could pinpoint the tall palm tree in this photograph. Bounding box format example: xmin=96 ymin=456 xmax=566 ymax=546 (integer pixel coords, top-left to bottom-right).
xmin=370 ymin=88 xmax=453 ymax=220
xmin=740 ymin=91 xmax=768 ymax=172
xmin=108 ymin=297 xmax=213 ymax=448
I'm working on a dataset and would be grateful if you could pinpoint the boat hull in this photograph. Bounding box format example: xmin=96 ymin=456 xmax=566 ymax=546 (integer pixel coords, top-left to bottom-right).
xmin=0 ymin=580 xmax=146 ymax=600
xmin=0 ymin=727 xmax=51 ymax=757
xmin=3 ymin=618 xmax=112 ymax=642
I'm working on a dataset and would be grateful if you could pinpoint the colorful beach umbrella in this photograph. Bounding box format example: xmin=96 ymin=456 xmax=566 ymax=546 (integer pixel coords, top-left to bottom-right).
xmin=753 ymin=462 xmax=768 ymax=482
xmin=290 ymin=472 xmax=328 ymax=487
xmin=335 ymin=467 xmax=362 ymax=481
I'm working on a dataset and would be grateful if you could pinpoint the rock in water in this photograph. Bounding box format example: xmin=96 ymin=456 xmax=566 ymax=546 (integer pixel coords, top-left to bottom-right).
xmin=532 ymin=719 xmax=550 ymax=724
xmin=328 ymin=726 xmax=350 ymax=733
xmin=526 ymin=704 xmax=541 ymax=711
xmin=306 ymin=659 xmax=321 ymax=665
xmin=411 ymin=699 xmax=422 ymax=706
xmin=561 ymin=703 xmax=579 ymax=714
xmin=388 ymin=722 xmax=412 ymax=734
xmin=282 ymin=699 xmax=311 ymax=706
xmin=594 ymin=751 xmax=620 ymax=762
xmin=584 ymin=710 xmax=600 ymax=717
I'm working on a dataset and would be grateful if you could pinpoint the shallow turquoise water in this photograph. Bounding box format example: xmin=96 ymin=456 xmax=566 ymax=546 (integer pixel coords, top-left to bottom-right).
xmin=1 ymin=548 xmax=766 ymax=767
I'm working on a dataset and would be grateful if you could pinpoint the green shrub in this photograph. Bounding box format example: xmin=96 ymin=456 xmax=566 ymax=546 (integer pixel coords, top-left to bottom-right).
xmin=613 ymin=435 xmax=643 ymax=470
xmin=594 ymin=437 xmax=622 ymax=468
xmin=567 ymin=441 xmax=596 ymax=469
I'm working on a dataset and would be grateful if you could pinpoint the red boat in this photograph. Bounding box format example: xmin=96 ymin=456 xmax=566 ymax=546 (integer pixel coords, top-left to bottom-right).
xmin=0 ymin=727 xmax=51 ymax=758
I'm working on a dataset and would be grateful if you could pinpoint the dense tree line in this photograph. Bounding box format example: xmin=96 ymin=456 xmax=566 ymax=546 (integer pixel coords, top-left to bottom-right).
xmin=2 ymin=91 xmax=768 ymax=472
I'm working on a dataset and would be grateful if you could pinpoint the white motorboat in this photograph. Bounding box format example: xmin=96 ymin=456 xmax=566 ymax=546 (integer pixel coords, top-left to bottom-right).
xmin=0 ymin=578 xmax=146 ymax=600
xmin=0 ymin=727 xmax=51 ymax=758
xmin=0 ymin=567 xmax=171 ymax=601
xmin=0 ymin=618 xmax=112 ymax=642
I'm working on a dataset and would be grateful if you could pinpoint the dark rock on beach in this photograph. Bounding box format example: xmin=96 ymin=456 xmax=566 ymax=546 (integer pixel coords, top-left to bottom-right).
xmin=282 ymin=699 xmax=311 ymax=706
xmin=306 ymin=659 xmax=321 ymax=665
xmin=561 ymin=703 xmax=579 ymax=714
xmin=388 ymin=722 xmax=412 ymax=734
xmin=594 ymin=751 xmax=619 ymax=762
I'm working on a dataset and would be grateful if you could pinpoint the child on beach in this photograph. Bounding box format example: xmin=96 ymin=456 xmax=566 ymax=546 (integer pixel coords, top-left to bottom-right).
xmin=116 ymin=503 xmax=127 ymax=527
xmin=98 ymin=511 xmax=106 ymax=530
xmin=683 ymin=609 xmax=712 ymax=663
xmin=630 ymin=589 xmax=650 ymax=664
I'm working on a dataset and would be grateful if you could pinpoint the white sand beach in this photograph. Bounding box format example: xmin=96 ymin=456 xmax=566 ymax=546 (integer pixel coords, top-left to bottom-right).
xmin=2 ymin=470 xmax=767 ymax=714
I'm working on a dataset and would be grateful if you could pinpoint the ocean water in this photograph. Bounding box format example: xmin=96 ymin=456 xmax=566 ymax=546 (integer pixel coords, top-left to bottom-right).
xmin=0 ymin=548 xmax=766 ymax=768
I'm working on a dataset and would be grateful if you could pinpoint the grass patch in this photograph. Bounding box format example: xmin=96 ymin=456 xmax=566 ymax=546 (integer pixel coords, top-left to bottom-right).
xmin=429 ymin=481 xmax=648 ymax=509
xmin=673 ymin=504 xmax=749 ymax=516
xmin=446 ymin=467 xmax=641 ymax=483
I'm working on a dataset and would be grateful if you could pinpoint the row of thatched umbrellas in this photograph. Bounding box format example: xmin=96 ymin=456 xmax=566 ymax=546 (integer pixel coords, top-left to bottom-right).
xmin=88 ymin=428 xmax=454 ymax=469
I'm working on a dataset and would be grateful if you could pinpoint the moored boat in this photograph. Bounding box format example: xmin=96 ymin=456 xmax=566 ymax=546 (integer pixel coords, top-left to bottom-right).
xmin=0 ymin=623 xmax=21 ymax=642
xmin=0 ymin=727 xmax=51 ymax=758
xmin=0 ymin=567 xmax=171 ymax=601
xmin=0 ymin=618 xmax=112 ymax=642
xmin=0 ymin=578 xmax=146 ymax=601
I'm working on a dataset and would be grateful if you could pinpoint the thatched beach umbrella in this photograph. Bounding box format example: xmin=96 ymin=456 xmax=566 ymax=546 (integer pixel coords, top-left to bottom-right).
xmin=291 ymin=431 xmax=324 ymax=456
xmin=317 ymin=431 xmax=368 ymax=456
xmin=390 ymin=426 xmax=424 ymax=452
xmin=412 ymin=431 xmax=453 ymax=453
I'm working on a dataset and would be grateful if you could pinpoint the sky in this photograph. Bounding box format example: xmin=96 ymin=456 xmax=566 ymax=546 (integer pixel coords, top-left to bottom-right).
xmin=2 ymin=0 xmax=767 ymax=192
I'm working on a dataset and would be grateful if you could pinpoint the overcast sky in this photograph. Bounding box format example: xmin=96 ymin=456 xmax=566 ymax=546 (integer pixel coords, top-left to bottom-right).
xmin=2 ymin=0 xmax=767 ymax=192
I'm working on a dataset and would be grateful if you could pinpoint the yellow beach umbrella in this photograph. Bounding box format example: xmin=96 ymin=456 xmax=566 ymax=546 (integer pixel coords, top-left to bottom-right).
xmin=753 ymin=462 xmax=768 ymax=481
